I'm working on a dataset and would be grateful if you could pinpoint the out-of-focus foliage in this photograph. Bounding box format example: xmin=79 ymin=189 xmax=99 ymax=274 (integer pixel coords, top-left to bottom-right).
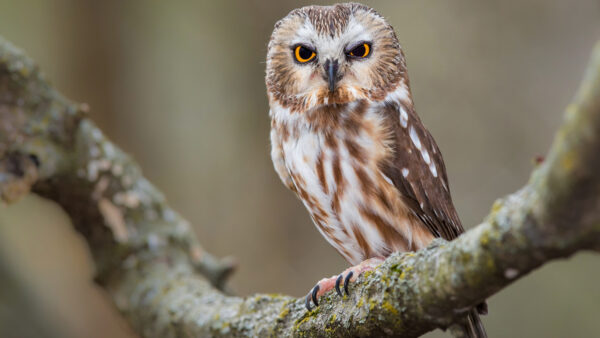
xmin=0 ymin=1 xmax=598 ymax=337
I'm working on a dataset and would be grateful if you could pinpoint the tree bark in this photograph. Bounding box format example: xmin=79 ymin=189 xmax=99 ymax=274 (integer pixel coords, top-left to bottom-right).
xmin=1 ymin=35 xmax=599 ymax=337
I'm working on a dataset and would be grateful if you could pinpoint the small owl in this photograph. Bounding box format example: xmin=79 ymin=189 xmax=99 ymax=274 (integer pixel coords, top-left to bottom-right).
xmin=266 ymin=3 xmax=486 ymax=337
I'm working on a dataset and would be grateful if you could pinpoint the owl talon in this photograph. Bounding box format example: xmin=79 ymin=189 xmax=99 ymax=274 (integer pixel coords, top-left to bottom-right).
xmin=334 ymin=271 xmax=354 ymax=296
xmin=335 ymin=274 xmax=344 ymax=296
xmin=305 ymin=284 xmax=321 ymax=310
xmin=305 ymin=291 xmax=313 ymax=311
xmin=304 ymin=258 xmax=382 ymax=311
xmin=311 ymin=284 xmax=320 ymax=306
xmin=344 ymin=271 xmax=354 ymax=296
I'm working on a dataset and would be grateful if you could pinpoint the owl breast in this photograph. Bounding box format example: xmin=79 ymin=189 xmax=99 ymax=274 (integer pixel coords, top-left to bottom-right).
xmin=272 ymin=100 xmax=432 ymax=265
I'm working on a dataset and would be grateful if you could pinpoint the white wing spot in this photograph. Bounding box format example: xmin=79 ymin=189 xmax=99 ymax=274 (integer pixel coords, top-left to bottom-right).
xmin=402 ymin=168 xmax=409 ymax=177
xmin=409 ymin=126 xmax=422 ymax=150
xmin=400 ymin=107 xmax=408 ymax=128
xmin=430 ymin=162 xmax=438 ymax=177
xmin=421 ymin=149 xmax=431 ymax=164
xmin=381 ymin=173 xmax=394 ymax=185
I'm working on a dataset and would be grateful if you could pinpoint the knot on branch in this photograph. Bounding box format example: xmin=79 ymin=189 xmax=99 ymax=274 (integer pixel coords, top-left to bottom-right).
xmin=0 ymin=152 xmax=38 ymax=203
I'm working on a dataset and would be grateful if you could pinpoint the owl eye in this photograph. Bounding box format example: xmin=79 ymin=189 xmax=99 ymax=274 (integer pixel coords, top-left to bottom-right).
xmin=347 ymin=42 xmax=371 ymax=59
xmin=294 ymin=45 xmax=316 ymax=63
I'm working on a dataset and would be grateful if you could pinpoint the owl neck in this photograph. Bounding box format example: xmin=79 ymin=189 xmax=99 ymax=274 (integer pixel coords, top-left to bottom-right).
xmin=269 ymin=82 xmax=414 ymax=129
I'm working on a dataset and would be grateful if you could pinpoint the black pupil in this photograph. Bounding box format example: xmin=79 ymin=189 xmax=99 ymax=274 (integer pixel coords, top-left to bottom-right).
xmin=299 ymin=46 xmax=312 ymax=60
xmin=352 ymin=44 xmax=366 ymax=56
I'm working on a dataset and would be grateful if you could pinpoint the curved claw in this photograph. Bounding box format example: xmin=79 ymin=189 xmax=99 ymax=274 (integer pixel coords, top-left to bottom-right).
xmin=311 ymin=284 xmax=320 ymax=307
xmin=344 ymin=271 xmax=354 ymax=296
xmin=335 ymin=274 xmax=344 ymax=296
xmin=305 ymin=291 xmax=313 ymax=311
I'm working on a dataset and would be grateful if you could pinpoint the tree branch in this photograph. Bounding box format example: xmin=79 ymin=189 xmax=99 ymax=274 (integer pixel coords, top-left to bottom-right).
xmin=1 ymin=35 xmax=599 ymax=337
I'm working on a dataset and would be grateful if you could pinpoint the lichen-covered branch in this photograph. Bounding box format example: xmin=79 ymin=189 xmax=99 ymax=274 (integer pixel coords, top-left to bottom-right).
xmin=1 ymin=35 xmax=599 ymax=337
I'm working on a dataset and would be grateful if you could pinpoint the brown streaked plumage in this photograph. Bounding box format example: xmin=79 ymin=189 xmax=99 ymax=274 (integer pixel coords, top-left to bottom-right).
xmin=266 ymin=3 xmax=486 ymax=337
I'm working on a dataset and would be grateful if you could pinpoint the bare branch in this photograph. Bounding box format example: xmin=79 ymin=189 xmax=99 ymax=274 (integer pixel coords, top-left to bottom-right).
xmin=1 ymin=35 xmax=599 ymax=337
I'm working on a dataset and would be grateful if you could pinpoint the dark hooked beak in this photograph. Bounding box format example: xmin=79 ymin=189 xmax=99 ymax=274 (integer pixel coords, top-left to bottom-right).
xmin=324 ymin=59 xmax=339 ymax=93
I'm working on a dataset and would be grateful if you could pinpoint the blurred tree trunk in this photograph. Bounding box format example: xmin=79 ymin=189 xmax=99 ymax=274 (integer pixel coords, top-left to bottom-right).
xmin=0 ymin=256 xmax=60 ymax=338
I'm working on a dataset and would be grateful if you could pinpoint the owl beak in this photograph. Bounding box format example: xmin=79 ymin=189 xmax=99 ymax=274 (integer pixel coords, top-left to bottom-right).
xmin=324 ymin=59 xmax=339 ymax=93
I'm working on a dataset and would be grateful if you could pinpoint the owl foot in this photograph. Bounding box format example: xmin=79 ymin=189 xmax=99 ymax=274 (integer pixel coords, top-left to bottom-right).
xmin=304 ymin=257 xmax=384 ymax=311
xmin=334 ymin=270 xmax=354 ymax=297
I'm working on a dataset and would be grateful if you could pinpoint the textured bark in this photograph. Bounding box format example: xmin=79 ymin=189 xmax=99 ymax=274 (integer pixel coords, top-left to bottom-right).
xmin=1 ymin=35 xmax=599 ymax=337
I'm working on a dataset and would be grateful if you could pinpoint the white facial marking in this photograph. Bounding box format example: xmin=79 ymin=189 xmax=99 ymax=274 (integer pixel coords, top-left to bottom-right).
xmin=282 ymin=14 xmax=383 ymax=111
xmin=409 ymin=126 xmax=422 ymax=150
xmin=402 ymin=168 xmax=409 ymax=177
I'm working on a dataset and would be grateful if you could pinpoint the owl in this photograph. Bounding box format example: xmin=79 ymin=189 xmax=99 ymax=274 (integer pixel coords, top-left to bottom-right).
xmin=266 ymin=3 xmax=486 ymax=337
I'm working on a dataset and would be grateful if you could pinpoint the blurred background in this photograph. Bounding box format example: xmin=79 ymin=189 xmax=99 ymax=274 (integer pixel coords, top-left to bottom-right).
xmin=0 ymin=0 xmax=599 ymax=337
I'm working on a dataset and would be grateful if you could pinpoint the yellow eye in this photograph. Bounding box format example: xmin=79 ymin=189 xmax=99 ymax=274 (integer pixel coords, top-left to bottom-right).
xmin=294 ymin=45 xmax=316 ymax=63
xmin=348 ymin=43 xmax=371 ymax=58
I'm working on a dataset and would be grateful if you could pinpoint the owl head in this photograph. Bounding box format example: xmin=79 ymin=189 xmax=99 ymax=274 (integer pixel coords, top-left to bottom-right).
xmin=266 ymin=3 xmax=408 ymax=112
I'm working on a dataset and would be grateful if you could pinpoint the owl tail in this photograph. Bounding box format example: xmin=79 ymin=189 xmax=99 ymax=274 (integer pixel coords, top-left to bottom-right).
xmin=449 ymin=305 xmax=487 ymax=338
xmin=464 ymin=309 xmax=487 ymax=338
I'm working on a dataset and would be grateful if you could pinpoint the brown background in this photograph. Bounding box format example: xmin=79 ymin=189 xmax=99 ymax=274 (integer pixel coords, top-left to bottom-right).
xmin=0 ymin=1 xmax=599 ymax=337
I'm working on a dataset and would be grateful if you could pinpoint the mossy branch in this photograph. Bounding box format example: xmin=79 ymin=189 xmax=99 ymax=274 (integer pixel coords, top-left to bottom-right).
xmin=1 ymin=35 xmax=599 ymax=337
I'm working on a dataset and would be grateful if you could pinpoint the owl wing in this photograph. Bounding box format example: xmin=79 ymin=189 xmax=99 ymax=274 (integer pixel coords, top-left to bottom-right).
xmin=380 ymin=102 xmax=464 ymax=240
xmin=270 ymin=119 xmax=297 ymax=192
